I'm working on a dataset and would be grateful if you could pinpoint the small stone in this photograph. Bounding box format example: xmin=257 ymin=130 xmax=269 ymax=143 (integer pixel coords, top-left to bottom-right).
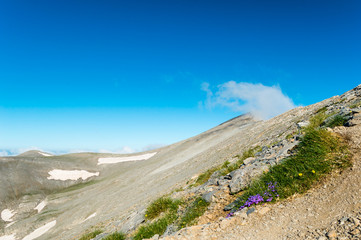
xmin=234 ymin=208 xmax=248 ymax=219
xmin=247 ymin=207 xmax=256 ymax=215
xmin=340 ymin=217 xmax=349 ymax=225
xmin=326 ymin=230 xmax=337 ymax=238
xmin=350 ymin=228 xmax=360 ymax=235
xmin=151 ymin=234 xmax=160 ymax=239
xmin=351 ymin=217 xmax=360 ymax=226
xmin=317 ymin=237 xmax=327 ymax=240
xmin=219 ymin=219 xmax=232 ymax=230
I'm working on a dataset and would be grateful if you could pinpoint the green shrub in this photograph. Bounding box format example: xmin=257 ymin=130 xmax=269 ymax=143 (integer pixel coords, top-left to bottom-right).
xmin=178 ymin=197 xmax=210 ymax=229
xmin=134 ymin=198 xmax=180 ymax=240
xmin=79 ymin=229 xmax=103 ymax=240
xmin=306 ymin=112 xmax=328 ymax=130
xmin=133 ymin=212 xmax=177 ymax=240
xmin=145 ymin=197 xmax=179 ymax=220
xmin=350 ymin=101 xmax=361 ymax=109
xmin=193 ymin=166 xmax=220 ymax=186
xmin=324 ymin=115 xmax=348 ymax=128
xmin=103 ymin=232 xmax=126 ymax=240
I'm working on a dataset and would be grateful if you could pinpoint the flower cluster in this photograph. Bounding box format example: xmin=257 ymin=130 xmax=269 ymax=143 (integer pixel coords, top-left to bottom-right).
xmin=227 ymin=182 xmax=279 ymax=218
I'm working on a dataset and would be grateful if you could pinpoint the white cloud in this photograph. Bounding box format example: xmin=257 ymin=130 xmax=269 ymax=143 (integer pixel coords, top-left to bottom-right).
xmin=97 ymin=146 xmax=135 ymax=154
xmin=141 ymin=144 xmax=165 ymax=151
xmin=201 ymin=81 xmax=296 ymax=120
xmin=0 ymin=150 xmax=11 ymax=156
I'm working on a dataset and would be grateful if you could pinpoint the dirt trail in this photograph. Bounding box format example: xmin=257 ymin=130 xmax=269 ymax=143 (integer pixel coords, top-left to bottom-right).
xmin=161 ymin=124 xmax=361 ymax=240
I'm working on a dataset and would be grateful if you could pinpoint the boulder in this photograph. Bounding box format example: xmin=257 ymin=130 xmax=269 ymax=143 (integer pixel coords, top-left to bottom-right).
xmin=202 ymin=191 xmax=215 ymax=203
xmin=228 ymin=164 xmax=269 ymax=194
xmin=297 ymin=121 xmax=310 ymax=128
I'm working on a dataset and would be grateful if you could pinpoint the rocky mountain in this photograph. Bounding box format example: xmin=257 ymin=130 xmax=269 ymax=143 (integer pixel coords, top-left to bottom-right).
xmin=1 ymin=84 xmax=360 ymax=240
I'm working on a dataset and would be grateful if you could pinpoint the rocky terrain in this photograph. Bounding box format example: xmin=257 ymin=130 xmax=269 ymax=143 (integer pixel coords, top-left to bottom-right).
xmin=1 ymin=84 xmax=361 ymax=240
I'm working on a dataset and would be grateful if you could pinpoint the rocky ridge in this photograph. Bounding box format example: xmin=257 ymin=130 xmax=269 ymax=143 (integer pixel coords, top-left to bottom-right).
xmin=139 ymin=85 xmax=361 ymax=240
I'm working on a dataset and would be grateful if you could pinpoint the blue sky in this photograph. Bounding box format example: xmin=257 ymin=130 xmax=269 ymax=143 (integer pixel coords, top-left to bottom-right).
xmin=0 ymin=0 xmax=360 ymax=155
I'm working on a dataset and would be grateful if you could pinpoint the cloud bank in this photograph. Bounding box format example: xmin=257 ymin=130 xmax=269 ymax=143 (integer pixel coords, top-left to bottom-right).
xmin=201 ymin=81 xmax=296 ymax=120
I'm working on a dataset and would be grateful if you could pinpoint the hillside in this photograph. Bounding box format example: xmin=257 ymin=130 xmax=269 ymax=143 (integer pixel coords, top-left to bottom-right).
xmin=1 ymin=85 xmax=360 ymax=240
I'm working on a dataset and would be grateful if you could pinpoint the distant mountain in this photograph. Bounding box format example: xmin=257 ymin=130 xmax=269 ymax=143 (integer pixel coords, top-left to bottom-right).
xmin=18 ymin=150 xmax=54 ymax=157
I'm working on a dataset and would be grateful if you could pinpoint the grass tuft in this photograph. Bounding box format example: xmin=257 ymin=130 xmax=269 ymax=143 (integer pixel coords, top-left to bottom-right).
xmin=178 ymin=197 xmax=210 ymax=229
xmin=134 ymin=198 xmax=181 ymax=240
xmin=324 ymin=115 xmax=348 ymax=128
xmin=192 ymin=146 xmax=262 ymax=186
xmin=145 ymin=197 xmax=180 ymax=220
xmin=103 ymin=232 xmax=126 ymax=240
xmin=79 ymin=229 xmax=103 ymax=240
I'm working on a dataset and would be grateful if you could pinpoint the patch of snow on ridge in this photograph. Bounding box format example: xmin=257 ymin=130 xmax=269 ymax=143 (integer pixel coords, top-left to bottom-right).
xmin=47 ymin=170 xmax=99 ymax=181
xmin=98 ymin=152 xmax=157 ymax=165
xmin=39 ymin=151 xmax=52 ymax=157
xmin=1 ymin=209 xmax=15 ymax=222
xmin=34 ymin=200 xmax=47 ymax=213
xmin=5 ymin=222 xmax=16 ymax=228
xmin=22 ymin=220 xmax=56 ymax=240
xmin=0 ymin=234 xmax=16 ymax=240
xmin=80 ymin=212 xmax=97 ymax=223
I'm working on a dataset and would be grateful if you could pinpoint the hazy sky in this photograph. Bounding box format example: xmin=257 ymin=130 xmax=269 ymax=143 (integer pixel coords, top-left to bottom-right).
xmin=0 ymin=0 xmax=360 ymax=155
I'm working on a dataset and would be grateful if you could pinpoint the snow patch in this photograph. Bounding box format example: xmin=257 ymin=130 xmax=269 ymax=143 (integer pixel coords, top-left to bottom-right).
xmin=47 ymin=170 xmax=99 ymax=181
xmin=0 ymin=234 xmax=16 ymax=240
xmin=98 ymin=152 xmax=157 ymax=165
xmin=80 ymin=212 xmax=97 ymax=223
xmin=5 ymin=222 xmax=16 ymax=228
xmin=34 ymin=200 xmax=47 ymax=213
xmin=1 ymin=209 xmax=15 ymax=222
xmin=22 ymin=220 xmax=56 ymax=240
xmin=38 ymin=152 xmax=52 ymax=157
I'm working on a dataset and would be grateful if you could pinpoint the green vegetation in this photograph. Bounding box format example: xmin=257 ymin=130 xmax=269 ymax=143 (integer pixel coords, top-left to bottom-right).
xmin=103 ymin=232 xmax=126 ymax=240
xmin=192 ymin=146 xmax=262 ymax=187
xmin=231 ymin=113 xmax=351 ymax=211
xmin=306 ymin=111 xmax=328 ymax=130
xmin=133 ymin=212 xmax=177 ymax=240
xmin=79 ymin=229 xmax=103 ymax=240
xmin=178 ymin=197 xmax=210 ymax=229
xmin=133 ymin=198 xmax=181 ymax=240
xmin=145 ymin=197 xmax=180 ymax=220
xmin=316 ymin=106 xmax=327 ymax=114
xmin=324 ymin=115 xmax=348 ymax=128
xmin=285 ymin=133 xmax=294 ymax=140
xmin=134 ymin=195 xmax=210 ymax=239
xmin=192 ymin=166 xmax=220 ymax=187
xmin=350 ymin=101 xmax=361 ymax=109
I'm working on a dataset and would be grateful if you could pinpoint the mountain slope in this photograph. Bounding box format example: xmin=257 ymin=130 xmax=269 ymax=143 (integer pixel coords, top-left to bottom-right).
xmin=1 ymin=85 xmax=360 ymax=240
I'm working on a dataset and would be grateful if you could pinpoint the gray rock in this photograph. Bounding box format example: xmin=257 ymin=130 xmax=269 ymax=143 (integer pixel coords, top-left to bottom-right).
xmin=297 ymin=121 xmax=310 ymax=128
xmin=92 ymin=233 xmax=108 ymax=240
xmin=243 ymin=157 xmax=256 ymax=165
xmin=162 ymin=224 xmax=177 ymax=237
xmin=202 ymin=191 xmax=215 ymax=203
xmin=217 ymin=179 xmax=229 ymax=187
xmin=246 ymin=207 xmax=255 ymax=215
xmin=119 ymin=208 xmax=146 ymax=233
xmin=228 ymin=164 xmax=269 ymax=194
xmin=151 ymin=234 xmax=160 ymax=239
xmin=224 ymin=201 xmax=238 ymax=211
